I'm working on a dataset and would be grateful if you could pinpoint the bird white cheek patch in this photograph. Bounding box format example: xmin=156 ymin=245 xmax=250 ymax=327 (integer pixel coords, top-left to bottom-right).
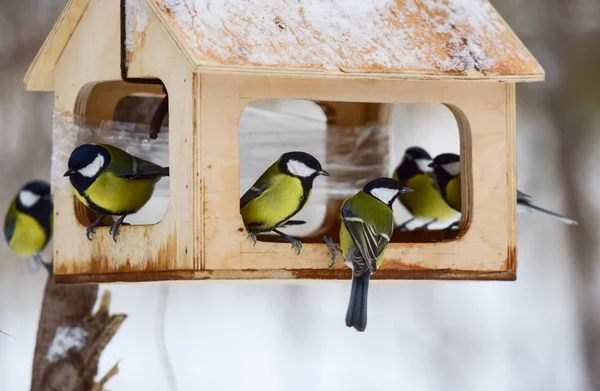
xmin=78 ymin=154 xmax=105 ymax=178
xmin=443 ymin=162 xmax=461 ymax=177
xmin=371 ymin=188 xmax=398 ymax=204
xmin=287 ymin=159 xmax=316 ymax=177
xmin=416 ymin=158 xmax=433 ymax=173
xmin=19 ymin=190 xmax=41 ymax=208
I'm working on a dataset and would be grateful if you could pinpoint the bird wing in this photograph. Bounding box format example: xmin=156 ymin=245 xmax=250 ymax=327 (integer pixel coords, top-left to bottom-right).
xmin=240 ymin=182 xmax=269 ymax=209
xmin=341 ymin=201 xmax=390 ymax=276
xmin=102 ymin=144 xmax=169 ymax=180
xmin=3 ymin=199 xmax=17 ymax=242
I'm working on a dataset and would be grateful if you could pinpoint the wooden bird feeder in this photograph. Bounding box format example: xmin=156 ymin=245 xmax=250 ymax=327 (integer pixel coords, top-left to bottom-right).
xmin=25 ymin=0 xmax=543 ymax=283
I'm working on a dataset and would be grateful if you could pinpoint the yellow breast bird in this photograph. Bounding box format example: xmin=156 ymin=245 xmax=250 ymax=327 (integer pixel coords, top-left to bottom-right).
xmin=241 ymin=151 xmax=329 ymax=254
xmin=4 ymin=180 xmax=53 ymax=273
xmin=430 ymin=153 xmax=578 ymax=225
xmin=64 ymin=143 xmax=169 ymax=241
xmin=393 ymin=147 xmax=459 ymax=230
xmin=325 ymin=178 xmax=411 ymax=332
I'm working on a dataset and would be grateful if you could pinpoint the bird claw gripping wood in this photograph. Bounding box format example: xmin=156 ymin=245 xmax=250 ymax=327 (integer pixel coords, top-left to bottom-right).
xmin=109 ymin=215 xmax=128 ymax=242
xmin=289 ymin=237 xmax=302 ymax=256
xmin=247 ymin=230 xmax=258 ymax=246
xmin=86 ymin=226 xmax=96 ymax=241
xmin=323 ymin=236 xmax=343 ymax=267
xmin=273 ymin=229 xmax=302 ymax=255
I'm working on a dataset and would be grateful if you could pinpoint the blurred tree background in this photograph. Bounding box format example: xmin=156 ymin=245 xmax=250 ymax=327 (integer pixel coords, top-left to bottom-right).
xmin=1 ymin=0 xmax=599 ymax=390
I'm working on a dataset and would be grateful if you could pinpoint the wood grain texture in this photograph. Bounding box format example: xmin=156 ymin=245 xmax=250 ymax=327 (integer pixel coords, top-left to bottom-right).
xmin=145 ymin=0 xmax=544 ymax=81
xmin=24 ymin=0 xmax=91 ymax=91
xmin=32 ymin=0 xmax=517 ymax=282
xmin=50 ymin=0 xmax=195 ymax=277
xmin=200 ymin=73 xmax=517 ymax=279
xmin=26 ymin=0 xmax=545 ymax=90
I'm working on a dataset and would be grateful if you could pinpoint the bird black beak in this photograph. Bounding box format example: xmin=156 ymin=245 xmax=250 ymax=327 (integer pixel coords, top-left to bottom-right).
xmin=400 ymin=186 xmax=413 ymax=194
xmin=319 ymin=169 xmax=330 ymax=177
xmin=63 ymin=169 xmax=75 ymax=177
xmin=428 ymin=162 xmax=436 ymax=168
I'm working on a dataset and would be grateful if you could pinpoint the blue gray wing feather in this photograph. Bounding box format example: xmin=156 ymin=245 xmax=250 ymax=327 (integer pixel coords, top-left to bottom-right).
xmin=3 ymin=201 xmax=17 ymax=243
xmin=342 ymin=202 xmax=389 ymax=276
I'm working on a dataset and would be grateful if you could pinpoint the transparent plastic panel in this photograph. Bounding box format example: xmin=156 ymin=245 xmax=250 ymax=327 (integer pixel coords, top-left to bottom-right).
xmin=54 ymin=82 xmax=169 ymax=226
xmin=239 ymin=101 xmax=329 ymax=238
xmin=239 ymin=100 xmax=461 ymax=242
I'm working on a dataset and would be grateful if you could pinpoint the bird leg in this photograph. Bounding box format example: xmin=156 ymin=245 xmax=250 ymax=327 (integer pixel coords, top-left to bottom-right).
xmin=247 ymin=230 xmax=258 ymax=246
xmin=26 ymin=255 xmax=41 ymax=273
xmin=86 ymin=215 xmax=108 ymax=241
xmin=397 ymin=217 xmax=415 ymax=231
xmin=322 ymin=236 xmax=343 ymax=267
xmin=109 ymin=215 xmax=128 ymax=242
xmin=33 ymin=253 xmax=53 ymax=275
xmin=273 ymin=229 xmax=302 ymax=255
xmin=414 ymin=218 xmax=438 ymax=231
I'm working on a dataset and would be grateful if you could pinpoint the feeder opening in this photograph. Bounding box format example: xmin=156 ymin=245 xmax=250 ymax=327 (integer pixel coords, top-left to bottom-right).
xmin=70 ymin=80 xmax=169 ymax=227
xmin=239 ymin=100 xmax=469 ymax=245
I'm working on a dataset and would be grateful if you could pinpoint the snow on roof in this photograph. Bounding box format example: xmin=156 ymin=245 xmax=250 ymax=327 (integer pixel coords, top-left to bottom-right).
xmin=139 ymin=0 xmax=543 ymax=79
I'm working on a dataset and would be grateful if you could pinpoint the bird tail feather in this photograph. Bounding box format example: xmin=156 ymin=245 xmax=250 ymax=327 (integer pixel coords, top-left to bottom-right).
xmin=345 ymin=272 xmax=370 ymax=332
xmin=517 ymin=201 xmax=578 ymax=225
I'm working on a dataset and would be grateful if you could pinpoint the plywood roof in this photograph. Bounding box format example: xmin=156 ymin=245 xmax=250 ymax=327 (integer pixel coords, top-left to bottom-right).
xmin=145 ymin=0 xmax=543 ymax=80
xmin=25 ymin=0 xmax=544 ymax=91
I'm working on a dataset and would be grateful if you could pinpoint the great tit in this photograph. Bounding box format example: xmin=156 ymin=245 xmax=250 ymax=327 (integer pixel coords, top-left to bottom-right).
xmin=3 ymin=180 xmax=53 ymax=273
xmin=428 ymin=153 xmax=462 ymax=212
xmin=393 ymin=147 xmax=460 ymax=230
xmin=326 ymin=178 xmax=411 ymax=332
xmin=241 ymin=151 xmax=329 ymax=254
xmin=430 ymin=153 xmax=578 ymax=225
xmin=64 ymin=143 xmax=169 ymax=241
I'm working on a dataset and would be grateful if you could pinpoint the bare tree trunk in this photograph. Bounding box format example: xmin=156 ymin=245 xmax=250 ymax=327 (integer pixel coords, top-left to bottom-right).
xmin=31 ymin=277 xmax=126 ymax=391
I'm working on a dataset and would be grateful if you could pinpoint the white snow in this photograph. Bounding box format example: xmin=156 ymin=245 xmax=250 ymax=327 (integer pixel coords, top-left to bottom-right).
xmin=125 ymin=0 xmax=150 ymax=54
xmin=46 ymin=326 xmax=89 ymax=363
xmin=136 ymin=0 xmax=536 ymax=74
xmin=51 ymin=110 xmax=79 ymax=190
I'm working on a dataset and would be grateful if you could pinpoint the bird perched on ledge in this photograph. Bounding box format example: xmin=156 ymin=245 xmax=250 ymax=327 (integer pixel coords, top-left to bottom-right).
xmin=64 ymin=143 xmax=169 ymax=242
xmin=4 ymin=180 xmax=53 ymax=274
xmin=240 ymin=151 xmax=329 ymax=255
xmin=429 ymin=152 xmax=578 ymax=225
xmin=326 ymin=177 xmax=412 ymax=332
xmin=393 ymin=147 xmax=459 ymax=230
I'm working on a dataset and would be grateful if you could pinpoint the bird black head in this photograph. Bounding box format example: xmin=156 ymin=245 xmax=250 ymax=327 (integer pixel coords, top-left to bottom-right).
xmin=395 ymin=146 xmax=434 ymax=182
xmin=64 ymin=144 xmax=110 ymax=179
xmin=405 ymin=147 xmax=432 ymax=161
xmin=429 ymin=153 xmax=461 ymax=177
xmin=278 ymin=151 xmax=330 ymax=179
xmin=16 ymin=180 xmax=52 ymax=211
xmin=363 ymin=177 xmax=412 ymax=208
xmin=13 ymin=180 xmax=53 ymax=241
